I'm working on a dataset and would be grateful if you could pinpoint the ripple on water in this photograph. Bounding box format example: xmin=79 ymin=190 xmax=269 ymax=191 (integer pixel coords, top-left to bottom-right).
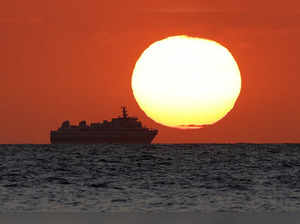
xmin=0 ymin=144 xmax=300 ymax=212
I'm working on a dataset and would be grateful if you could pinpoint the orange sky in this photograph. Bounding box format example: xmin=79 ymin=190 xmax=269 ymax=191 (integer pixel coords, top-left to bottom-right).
xmin=1 ymin=0 xmax=300 ymax=143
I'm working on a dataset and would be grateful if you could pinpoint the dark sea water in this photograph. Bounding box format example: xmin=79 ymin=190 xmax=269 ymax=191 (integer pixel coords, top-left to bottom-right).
xmin=1 ymin=144 xmax=300 ymax=212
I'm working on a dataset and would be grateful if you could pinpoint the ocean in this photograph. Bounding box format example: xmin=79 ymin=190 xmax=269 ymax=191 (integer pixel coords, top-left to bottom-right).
xmin=0 ymin=143 xmax=300 ymax=213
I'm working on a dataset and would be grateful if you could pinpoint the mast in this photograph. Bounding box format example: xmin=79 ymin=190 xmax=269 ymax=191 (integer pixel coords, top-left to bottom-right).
xmin=121 ymin=106 xmax=128 ymax=118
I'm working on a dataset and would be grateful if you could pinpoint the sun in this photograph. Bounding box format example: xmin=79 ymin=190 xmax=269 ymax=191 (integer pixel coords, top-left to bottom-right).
xmin=131 ymin=35 xmax=241 ymax=129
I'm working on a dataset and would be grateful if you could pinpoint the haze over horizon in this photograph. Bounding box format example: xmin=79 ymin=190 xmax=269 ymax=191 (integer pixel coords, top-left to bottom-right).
xmin=1 ymin=0 xmax=300 ymax=143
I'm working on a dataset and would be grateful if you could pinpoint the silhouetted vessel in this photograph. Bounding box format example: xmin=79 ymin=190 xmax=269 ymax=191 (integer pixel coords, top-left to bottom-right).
xmin=50 ymin=107 xmax=158 ymax=144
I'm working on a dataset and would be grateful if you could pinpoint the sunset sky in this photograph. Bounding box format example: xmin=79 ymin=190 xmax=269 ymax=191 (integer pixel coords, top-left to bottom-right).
xmin=1 ymin=0 xmax=300 ymax=143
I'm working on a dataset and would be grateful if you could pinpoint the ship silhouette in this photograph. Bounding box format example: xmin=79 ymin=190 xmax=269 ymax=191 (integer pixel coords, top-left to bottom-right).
xmin=50 ymin=107 xmax=158 ymax=144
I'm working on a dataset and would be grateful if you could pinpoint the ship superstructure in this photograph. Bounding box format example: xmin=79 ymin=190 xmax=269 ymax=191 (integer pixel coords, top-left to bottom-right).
xmin=50 ymin=107 xmax=158 ymax=144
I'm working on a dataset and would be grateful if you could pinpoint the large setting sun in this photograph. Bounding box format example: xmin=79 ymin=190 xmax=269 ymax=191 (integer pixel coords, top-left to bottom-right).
xmin=132 ymin=35 xmax=241 ymax=129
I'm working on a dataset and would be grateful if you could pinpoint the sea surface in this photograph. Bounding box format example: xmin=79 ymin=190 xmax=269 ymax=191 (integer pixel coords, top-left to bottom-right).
xmin=1 ymin=144 xmax=300 ymax=212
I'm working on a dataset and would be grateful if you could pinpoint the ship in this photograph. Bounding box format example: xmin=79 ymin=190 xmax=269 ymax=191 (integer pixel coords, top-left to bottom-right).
xmin=50 ymin=107 xmax=158 ymax=144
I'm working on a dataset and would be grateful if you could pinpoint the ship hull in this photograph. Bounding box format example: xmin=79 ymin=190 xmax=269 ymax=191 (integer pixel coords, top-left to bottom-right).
xmin=50 ymin=131 xmax=157 ymax=144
